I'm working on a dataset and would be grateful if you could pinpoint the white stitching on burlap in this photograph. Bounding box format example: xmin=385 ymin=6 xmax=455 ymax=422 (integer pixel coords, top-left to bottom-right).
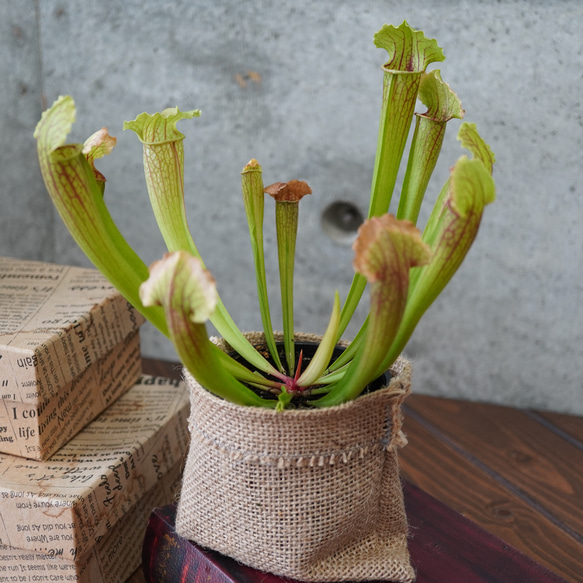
xmin=187 ymin=423 xmax=391 ymax=466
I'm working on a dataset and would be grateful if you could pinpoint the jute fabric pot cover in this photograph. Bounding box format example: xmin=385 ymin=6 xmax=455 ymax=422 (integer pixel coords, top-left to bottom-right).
xmin=176 ymin=332 xmax=415 ymax=582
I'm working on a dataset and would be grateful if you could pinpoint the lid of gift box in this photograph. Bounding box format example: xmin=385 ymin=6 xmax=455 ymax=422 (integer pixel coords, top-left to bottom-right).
xmin=0 ymin=257 xmax=145 ymax=404
xmin=0 ymin=331 xmax=142 ymax=461
xmin=0 ymin=375 xmax=189 ymax=560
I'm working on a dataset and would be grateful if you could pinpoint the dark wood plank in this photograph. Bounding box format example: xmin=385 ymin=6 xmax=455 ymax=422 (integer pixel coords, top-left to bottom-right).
xmin=400 ymin=414 xmax=583 ymax=582
xmin=142 ymin=358 xmax=183 ymax=381
xmin=534 ymin=410 xmax=583 ymax=445
xmin=405 ymin=395 xmax=583 ymax=545
xmin=403 ymin=482 xmax=568 ymax=583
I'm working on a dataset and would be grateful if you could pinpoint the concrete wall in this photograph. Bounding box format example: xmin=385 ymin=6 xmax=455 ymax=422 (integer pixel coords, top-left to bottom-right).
xmin=1 ymin=0 xmax=581 ymax=413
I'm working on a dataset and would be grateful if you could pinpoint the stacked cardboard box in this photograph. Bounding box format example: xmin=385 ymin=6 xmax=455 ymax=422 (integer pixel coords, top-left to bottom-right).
xmin=0 ymin=258 xmax=190 ymax=582
xmin=0 ymin=257 xmax=144 ymax=460
xmin=0 ymin=375 xmax=190 ymax=582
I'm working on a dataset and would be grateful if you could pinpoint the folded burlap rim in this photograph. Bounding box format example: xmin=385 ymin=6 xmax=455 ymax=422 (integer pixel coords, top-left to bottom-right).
xmin=204 ymin=331 xmax=412 ymax=463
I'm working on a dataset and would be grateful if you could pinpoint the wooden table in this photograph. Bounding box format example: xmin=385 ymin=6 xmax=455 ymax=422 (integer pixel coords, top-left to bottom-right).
xmin=399 ymin=393 xmax=583 ymax=582
xmin=129 ymin=359 xmax=583 ymax=583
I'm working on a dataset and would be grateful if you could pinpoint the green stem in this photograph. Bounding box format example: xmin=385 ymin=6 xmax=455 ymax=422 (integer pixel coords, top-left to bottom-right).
xmin=314 ymin=362 xmax=349 ymax=386
xmin=125 ymin=110 xmax=279 ymax=377
xmin=396 ymin=117 xmax=447 ymax=225
xmin=338 ymin=71 xmax=421 ymax=338
xmin=327 ymin=316 xmax=367 ymax=373
xmin=265 ymin=179 xmax=311 ymax=375
xmin=140 ymin=251 xmax=276 ymax=408
xmin=296 ymin=292 xmax=340 ymax=387
xmin=316 ymin=215 xmax=431 ymax=407
xmin=337 ymin=22 xmax=445 ymax=339
xmin=412 ymin=122 xmax=494 ymax=297
xmin=34 ymin=97 xmax=168 ymax=335
xmin=211 ymin=345 xmax=282 ymax=389
xmin=397 ymin=70 xmax=464 ymax=226
xmin=275 ymin=201 xmax=298 ymax=374
xmin=241 ymin=160 xmax=284 ymax=372
xmin=375 ymin=155 xmax=496 ymax=378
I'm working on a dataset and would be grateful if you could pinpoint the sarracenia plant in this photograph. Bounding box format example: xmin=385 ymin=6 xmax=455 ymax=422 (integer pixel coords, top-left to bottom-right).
xmin=35 ymin=21 xmax=495 ymax=410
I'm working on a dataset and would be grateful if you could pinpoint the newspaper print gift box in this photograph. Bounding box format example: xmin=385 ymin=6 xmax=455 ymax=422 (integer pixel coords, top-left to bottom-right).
xmin=0 ymin=460 xmax=181 ymax=583
xmin=0 ymin=257 xmax=145 ymax=460
xmin=0 ymin=332 xmax=141 ymax=460
xmin=0 ymin=375 xmax=189 ymax=564
xmin=0 ymin=257 xmax=144 ymax=404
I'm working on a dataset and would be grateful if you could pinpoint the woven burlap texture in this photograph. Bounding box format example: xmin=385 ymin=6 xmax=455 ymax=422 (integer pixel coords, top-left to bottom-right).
xmin=175 ymin=332 xmax=415 ymax=583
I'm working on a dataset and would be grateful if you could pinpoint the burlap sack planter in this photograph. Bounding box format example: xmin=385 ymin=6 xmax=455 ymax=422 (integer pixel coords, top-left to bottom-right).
xmin=175 ymin=332 xmax=415 ymax=583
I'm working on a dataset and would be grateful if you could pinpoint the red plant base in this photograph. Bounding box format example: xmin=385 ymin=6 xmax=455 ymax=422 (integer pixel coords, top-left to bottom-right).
xmin=141 ymin=481 xmax=566 ymax=583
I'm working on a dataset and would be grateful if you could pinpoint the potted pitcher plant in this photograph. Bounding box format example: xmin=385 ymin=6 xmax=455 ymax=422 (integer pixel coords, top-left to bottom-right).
xmin=35 ymin=21 xmax=495 ymax=583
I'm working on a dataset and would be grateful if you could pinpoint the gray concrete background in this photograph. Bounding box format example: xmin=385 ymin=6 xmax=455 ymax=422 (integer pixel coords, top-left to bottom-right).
xmin=1 ymin=0 xmax=581 ymax=413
